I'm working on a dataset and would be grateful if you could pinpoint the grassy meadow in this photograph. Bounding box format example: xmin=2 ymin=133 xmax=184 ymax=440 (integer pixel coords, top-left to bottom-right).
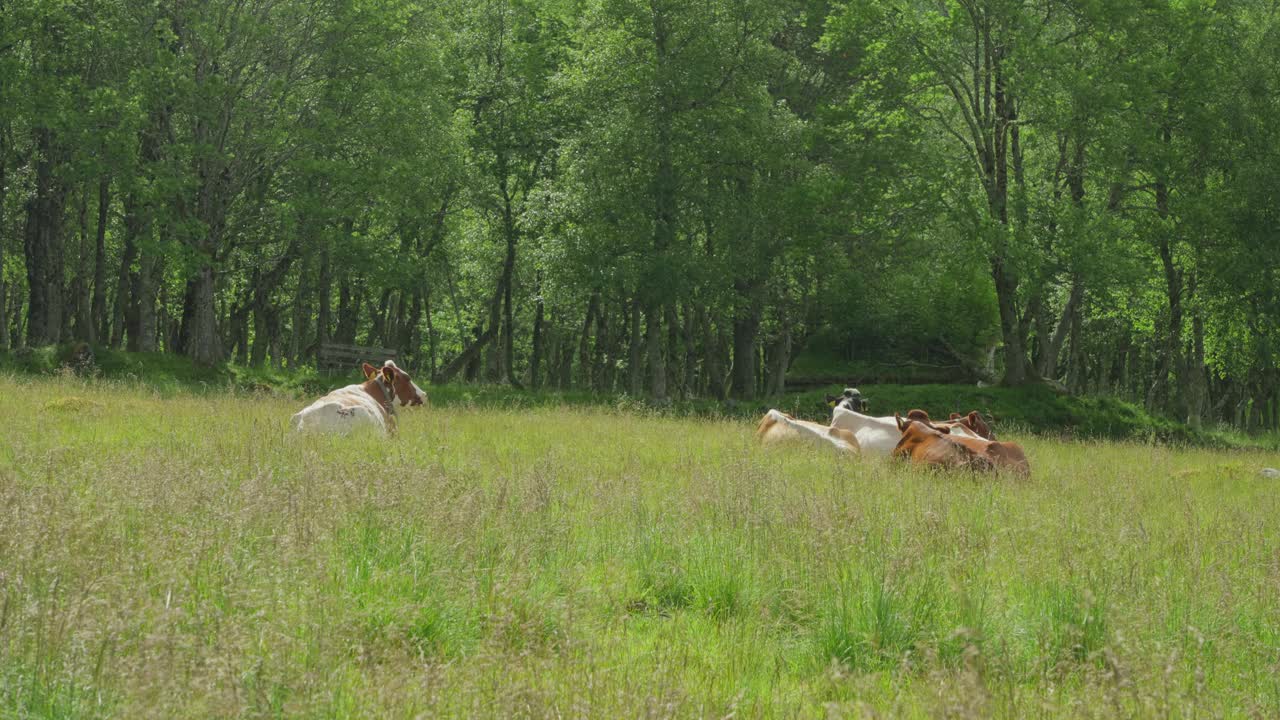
xmin=2 ymin=373 xmax=1279 ymax=718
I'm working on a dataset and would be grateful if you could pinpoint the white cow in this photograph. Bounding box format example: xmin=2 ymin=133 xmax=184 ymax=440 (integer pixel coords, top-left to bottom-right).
xmin=756 ymin=409 xmax=861 ymax=455
xmin=291 ymin=362 xmax=400 ymax=436
xmin=830 ymin=406 xmax=986 ymax=457
xmin=829 ymin=406 xmax=905 ymax=457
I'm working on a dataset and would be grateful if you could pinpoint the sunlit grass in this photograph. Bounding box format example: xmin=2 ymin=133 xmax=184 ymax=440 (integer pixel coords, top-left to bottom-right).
xmin=1 ymin=373 xmax=1278 ymax=718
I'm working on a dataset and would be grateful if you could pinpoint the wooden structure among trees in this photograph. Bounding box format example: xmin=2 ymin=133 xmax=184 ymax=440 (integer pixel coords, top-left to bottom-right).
xmin=316 ymin=343 xmax=398 ymax=376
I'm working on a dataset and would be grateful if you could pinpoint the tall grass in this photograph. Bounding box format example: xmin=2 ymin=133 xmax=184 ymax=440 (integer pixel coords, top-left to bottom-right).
xmin=1 ymin=374 xmax=1278 ymax=717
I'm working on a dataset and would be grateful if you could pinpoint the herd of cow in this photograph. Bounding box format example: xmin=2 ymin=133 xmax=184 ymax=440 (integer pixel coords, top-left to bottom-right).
xmin=756 ymin=388 xmax=1030 ymax=476
xmin=290 ymin=363 xmax=1028 ymax=476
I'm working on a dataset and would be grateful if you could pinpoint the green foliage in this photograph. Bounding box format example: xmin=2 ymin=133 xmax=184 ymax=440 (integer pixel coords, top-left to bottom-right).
xmin=3 ymin=0 xmax=1280 ymax=432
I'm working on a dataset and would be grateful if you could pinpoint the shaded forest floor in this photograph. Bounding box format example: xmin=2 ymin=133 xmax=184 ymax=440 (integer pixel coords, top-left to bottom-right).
xmin=2 ymin=376 xmax=1279 ymax=718
xmin=1 ymin=344 xmax=1274 ymax=450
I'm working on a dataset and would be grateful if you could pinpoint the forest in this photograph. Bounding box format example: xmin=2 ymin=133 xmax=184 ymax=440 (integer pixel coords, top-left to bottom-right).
xmin=2 ymin=0 xmax=1279 ymax=430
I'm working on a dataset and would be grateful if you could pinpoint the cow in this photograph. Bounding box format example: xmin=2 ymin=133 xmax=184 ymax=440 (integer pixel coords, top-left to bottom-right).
xmin=825 ymin=387 xmax=869 ymax=413
xmin=891 ymin=414 xmax=993 ymax=472
xmin=891 ymin=413 xmax=1030 ymax=476
xmin=756 ymin=409 xmax=861 ymax=455
xmin=904 ymin=409 xmax=995 ymax=440
xmin=291 ymin=362 xmax=414 ymax=436
xmin=828 ymin=405 xmax=906 ymax=457
xmin=382 ymin=360 xmax=428 ymax=406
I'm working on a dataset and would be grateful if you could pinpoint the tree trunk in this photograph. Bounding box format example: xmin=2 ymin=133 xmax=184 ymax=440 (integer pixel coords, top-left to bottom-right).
xmin=250 ymin=298 xmax=269 ymax=367
xmin=91 ymin=176 xmax=110 ymax=344
xmin=289 ymin=265 xmax=310 ymax=366
xmin=683 ymin=304 xmax=698 ymax=398
xmin=987 ymin=46 xmax=1036 ymax=386
xmin=1151 ymin=187 xmax=1182 ymax=417
xmin=530 ymin=286 xmax=545 ymax=390
xmin=425 ymin=291 xmax=438 ymax=379
xmin=231 ymin=302 xmax=250 ymax=364
xmin=1037 ymin=276 xmax=1083 ymax=380
xmin=370 ymin=289 xmax=392 ymax=348
xmin=1184 ymin=312 xmax=1207 ymax=429
xmin=1066 ymin=297 xmax=1086 ymax=393
xmin=992 ymin=257 xmax=1034 ymax=385
xmin=180 ymin=265 xmax=221 ymax=365
xmin=704 ymin=313 xmax=727 ymax=400
xmin=645 ymin=303 xmax=667 ymax=400
xmin=65 ymin=185 xmax=88 ymax=340
xmin=731 ymin=280 xmax=763 ymax=400
xmin=130 ymin=253 xmax=158 ymax=352
xmin=404 ymin=289 xmax=424 ymax=365
xmin=11 ymin=293 xmax=24 ymax=348
xmin=0 ymin=128 xmax=7 ymax=350
xmin=112 ymin=222 xmax=136 ymax=349
xmin=23 ymin=127 xmax=68 ymax=346
xmin=764 ymin=323 xmax=792 ymax=397
xmin=665 ymin=304 xmax=682 ymax=398
xmin=69 ymin=184 xmax=92 ymax=341
xmin=503 ymin=269 xmax=522 ymax=389
xmin=647 ymin=7 xmax=676 ymax=401
xmin=577 ymin=292 xmax=599 ymax=389
xmin=335 ymin=276 xmax=359 ymax=344
xmin=120 ymin=110 xmax=169 ymax=354
xmin=436 ymin=322 xmax=496 ymax=385
xmin=594 ymin=301 xmax=614 ymax=393
xmin=627 ymin=298 xmax=643 ymax=396
xmin=495 ymin=175 xmax=523 ymax=389
xmin=308 ymin=245 xmax=329 ymax=356
xmin=557 ymin=328 xmax=574 ymax=389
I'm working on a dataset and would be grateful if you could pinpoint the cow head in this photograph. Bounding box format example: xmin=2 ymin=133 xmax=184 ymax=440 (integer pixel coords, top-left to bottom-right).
xmin=897 ymin=411 xmax=950 ymax=434
xmin=382 ymin=360 xmax=427 ymax=406
xmin=950 ymin=411 xmax=995 ymax=440
xmin=826 ymin=387 xmax=868 ymax=413
xmin=362 ymin=362 xmax=397 ymax=406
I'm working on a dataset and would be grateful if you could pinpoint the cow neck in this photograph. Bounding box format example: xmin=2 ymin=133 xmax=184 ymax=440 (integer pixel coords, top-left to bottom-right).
xmin=362 ymin=376 xmax=397 ymax=417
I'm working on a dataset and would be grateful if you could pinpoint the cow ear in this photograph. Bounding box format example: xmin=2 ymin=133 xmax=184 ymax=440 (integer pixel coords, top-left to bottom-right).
xmin=895 ymin=413 xmax=907 ymax=432
xmin=362 ymin=362 xmax=377 ymax=380
xmin=907 ymin=409 xmax=929 ymax=423
xmin=969 ymin=411 xmax=981 ymax=423
xmin=949 ymin=413 xmax=963 ymax=421
xmin=382 ymin=366 xmax=395 ymax=383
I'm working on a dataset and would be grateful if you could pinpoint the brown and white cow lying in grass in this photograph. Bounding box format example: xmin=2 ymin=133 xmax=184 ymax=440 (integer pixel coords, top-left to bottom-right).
xmin=891 ymin=411 xmax=1029 ymax=476
xmin=905 ymin=409 xmax=995 ymax=440
xmin=756 ymin=409 xmax=861 ymax=455
xmin=291 ymin=361 xmax=426 ymax=436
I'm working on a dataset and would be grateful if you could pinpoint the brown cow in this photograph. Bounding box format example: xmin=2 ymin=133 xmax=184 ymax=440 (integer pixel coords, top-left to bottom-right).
xmin=892 ymin=414 xmax=993 ymax=472
xmin=904 ymin=409 xmax=996 ymax=440
xmin=893 ymin=413 xmax=1030 ymax=476
xmin=950 ymin=411 xmax=995 ymax=439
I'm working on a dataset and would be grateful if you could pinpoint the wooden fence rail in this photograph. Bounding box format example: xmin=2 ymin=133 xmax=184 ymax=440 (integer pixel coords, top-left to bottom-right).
xmin=316 ymin=343 xmax=398 ymax=375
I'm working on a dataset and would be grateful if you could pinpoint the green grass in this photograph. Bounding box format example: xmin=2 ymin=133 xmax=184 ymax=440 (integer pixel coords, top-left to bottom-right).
xmin=1 ymin=374 xmax=1279 ymax=717
xmin=5 ymin=345 xmax=1276 ymax=450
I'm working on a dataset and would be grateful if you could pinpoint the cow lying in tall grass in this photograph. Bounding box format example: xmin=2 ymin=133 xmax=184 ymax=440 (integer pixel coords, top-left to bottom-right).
xmin=891 ymin=411 xmax=1030 ymax=476
xmin=756 ymin=409 xmax=861 ymax=455
xmin=291 ymin=361 xmax=426 ymax=436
